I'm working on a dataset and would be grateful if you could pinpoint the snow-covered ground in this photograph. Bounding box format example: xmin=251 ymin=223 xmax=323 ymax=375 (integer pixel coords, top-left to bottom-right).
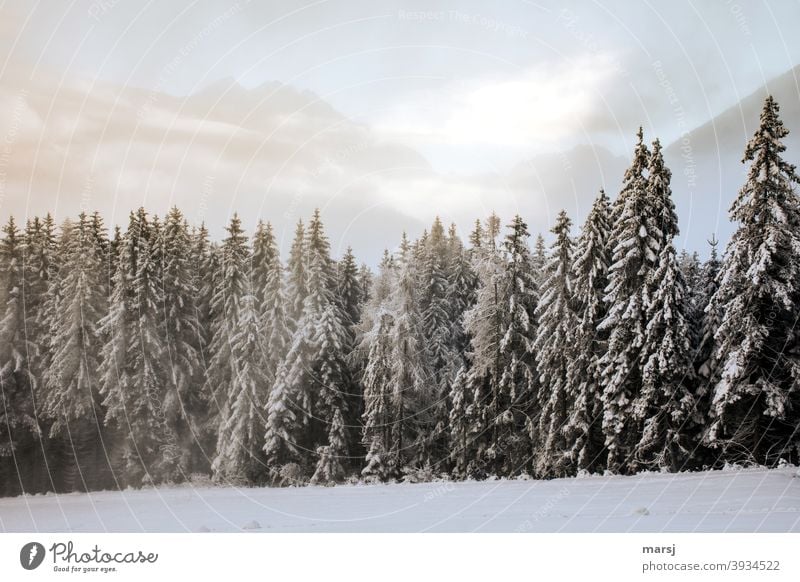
xmin=1 ymin=466 xmax=798 ymax=533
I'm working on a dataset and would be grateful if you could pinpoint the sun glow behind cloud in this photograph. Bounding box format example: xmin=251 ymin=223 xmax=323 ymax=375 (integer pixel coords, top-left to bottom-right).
xmin=375 ymin=54 xmax=619 ymax=150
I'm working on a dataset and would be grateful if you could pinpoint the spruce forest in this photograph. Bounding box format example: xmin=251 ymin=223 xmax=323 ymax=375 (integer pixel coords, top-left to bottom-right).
xmin=2 ymin=96 xmax=800 ymax=496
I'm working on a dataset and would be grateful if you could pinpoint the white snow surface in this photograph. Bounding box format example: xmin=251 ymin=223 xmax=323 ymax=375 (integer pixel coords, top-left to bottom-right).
xmin=1 ymin=467 xmax=798 ymax=533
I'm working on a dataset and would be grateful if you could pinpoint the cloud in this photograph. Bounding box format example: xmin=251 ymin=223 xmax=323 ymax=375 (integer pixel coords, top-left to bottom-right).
xmin=374 ymin=54 xmax=619 ymax=150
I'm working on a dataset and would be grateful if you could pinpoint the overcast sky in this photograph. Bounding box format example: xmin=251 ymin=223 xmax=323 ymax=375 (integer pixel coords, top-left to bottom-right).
xmin=1 ymin=0 xmax=799 ymax=263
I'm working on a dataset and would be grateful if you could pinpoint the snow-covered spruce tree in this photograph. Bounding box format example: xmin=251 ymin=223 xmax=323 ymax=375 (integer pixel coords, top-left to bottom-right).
xmin=457 ymin=214 xmax=506 ymax=477
xmin=492 ymin=216 xmax=539 ymax=477
xmin=634 ymin=242 xmax=696 ymax=470
xmin=532 ymin=233 xmax=547 ymax=287
xmin=442 ymin=224 xmax=479 ymax=478
xmin=706 ymin=96 xmax=800 ymax=465
xmin=101 ymin=208 xmax=178 ymax=485
xmin=43 ymin=213 xmax=110 ymax=491
xmin=336 ymin=246 xmax=363 ymax=334
xmin=357 ymin=249 xmax=403 ymax=480
xmin=208 ymin=215 xmax=272 ymax=484
xmin=446 ymin=223 xmax=478 ymax=362
xmin=298 ymin=210 xmax=342 ymax=434
xmin=599 ymin=128 xmax=655 ymax=474
xmin=264 ymin=210 xmax=352 ymax=483
xmin=468 ymin=218 xmax=484 ymax=250
xmin=308 ymin=301 xmax=351 ymax=483
xmin=631 ymin=143 xmax=697 ymax=471
xmin=385 ymin=245 xmax=429 ymax=476
xmin=416 ymin=217 xmax=457 ymax=469
xmin=212 ymin=292 xmax=270 ymax=483
xmin=249 ymin=222 xmax=292 ymax=474
xmin=257 ymin=222 xmax=291 ymax=387
xmin=447 ymin=365 xmax=471 ymax=478
xmin=98 ymin=212 xmax=138 ymax=485
xmin=207 ymin=214 xmax=251 ymax=421
xmin=358 ymin=238 xmax=431 ymax=480
xmin=534 ymin=210 xmax=577 ymax=477
xmin=360 ymin=306 xmax=397 ymax=480
xmin=18 ymin=215 xmax=57 ymax=493
xmin=261 ymin=360 xmax=301 ymax=480
xmin=285 ymin=219 xmax=307 ymax=330
xmin=190 ymin=223 xmax=216 ymax=352
xmin=563 ymin=190 xmax=611 ymax=474
xmin=22 ymin=216 xmax=56 ymax=389
xmin=357 ymin=262 xmax=373 ymax=306
xmin=310 ymin=407 xmax=347 ymax=485
xmin=0 ymin=217 xmax=39 ymax=496
xmin=336 ymin=246 xmax=366 ymax=457
xmin=368 ymin=249 xmax=394 ymax=312
xmin=159 ymin=207 xmax=203 ymax=475
xmin=250 ymin=220 xmax=275 ymax=313
xmin=688 ymin=236 xmax=723 ymax=468
xmin=697 ymin=236 xmax=722 ymax=382
xmin=108 ymin=225 xmax=122 ymax=285
xmin=188 ymin=222 xmax=218 ymax=464
xmin=680 ymin=250 xmax=704 ymax=355
xmin=128 ymin=211 xmax=178 ymax=483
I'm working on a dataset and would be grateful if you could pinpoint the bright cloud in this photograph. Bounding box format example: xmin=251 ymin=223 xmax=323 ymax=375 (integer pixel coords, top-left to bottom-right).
xmin=375 ymin=54 xmax=619 ymax=149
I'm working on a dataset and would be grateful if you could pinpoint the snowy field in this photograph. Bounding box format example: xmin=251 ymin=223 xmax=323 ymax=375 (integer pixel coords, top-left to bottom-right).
xmin=1 ymin=467 xmax=798 ymax=533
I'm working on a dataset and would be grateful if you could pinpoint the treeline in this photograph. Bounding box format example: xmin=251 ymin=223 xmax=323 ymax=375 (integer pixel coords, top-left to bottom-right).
xmin=1 ymin=96 xmax=799 ymax=495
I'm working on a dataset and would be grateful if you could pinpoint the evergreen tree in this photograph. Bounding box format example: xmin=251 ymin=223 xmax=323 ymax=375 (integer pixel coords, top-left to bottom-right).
xmin=706 ymin=96 xmax=800 ymax=464
xmin=468 ymin=219 xmax=484 ymax=250
xmin=18 ymin=215 xmax=57 ymax=492
xmin=43 ymin=214 xmax=110 ymax=491
xmin=208 ymin=214 xmax=251 ymax=415
xmin=459 ymin=214 xmax=507 ymax=477
xmin=632 ymin=145 xmax=697 ymax=470
xmin=357 ymin=263 xmax=373 ymax=306
xmin=417 ymin=217 xmax=455 ymax=468
xmin=159 ymin=207 xmax=203 ymax=475
xmin=286 ymin=220 xmax=307 ymax=329
xmin=447 ymin=366 xmax=470 ymax=478
xmin=0 ymin=217 xmax=39 ymax=495
xmin=22 ymin=216 xmax=56 ymax=387
xmin=264 ymin=210 xmax=352 ymax=481
xmin=446 ymin=224 xmax=478 ymax=359
xmin=310 ymin=407 xmax=347 ymax=484
xmin=634 ymin=241 xmax=696 ymax=470
xmin=189 ymin=223 xmax=217 ymax=462
xmin=532 ymin=233 xmax=547 ymax=286
xmin=564 ymin=190 xmax=611 ymax=474
xmin=101 ymin=208 xmax=177 ymax=485
xmin=258 ymin=223 xmax=291 ymax=386
xmin=534 ymin=210 xmax=576 ymax=477
xmin=386 ymin=248 xmax=429 ymax=474
xmin=208 ymin=215 xmax=271 ymax=483
xmin=360 ymin=307 xmax=396 ymax=480
xmin=212 ymin=292 xmax=270 ymax=483
xmin=250 ymin=220 xmax=276 ymax=313
xmin=336 ymin=246 xmax=365 ymax=461
xmin=697 ymin=236 xmax=722 ymax=382
xmin=491 ymin=216 xmax=539 ymax=476
xmin=599 ymin=128 xmax=655 ymax=474
xmin=358 ymin=240 xmax=429 ymax=478
xmin=680 ymin=250 xmax=704 ymax=356
xmin=309 ymin=303 xmax=351 ymax=483
xmin=336 ymin=247 xmax=363 ymax=333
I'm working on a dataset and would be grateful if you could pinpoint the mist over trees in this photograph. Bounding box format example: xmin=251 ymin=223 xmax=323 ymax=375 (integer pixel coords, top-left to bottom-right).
xmin=1 ymin=97 xmax=799 ymax=495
